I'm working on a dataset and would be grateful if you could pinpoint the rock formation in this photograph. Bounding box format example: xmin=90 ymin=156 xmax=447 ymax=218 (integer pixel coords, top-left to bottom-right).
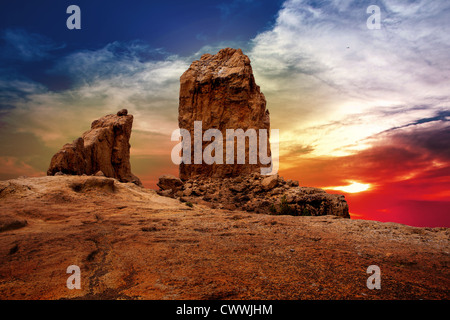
xmin=47 ymin=109 xmax=142 ymax=186
xmin=163 ymin=174 xmax=350 ymax=218
xmin=178 ymin=47 xmax=271 ymax=180
xmin=157 ymin=48 xmax=350 ymax=218
xmin=156 ymin=174 xmax=183 ymax=197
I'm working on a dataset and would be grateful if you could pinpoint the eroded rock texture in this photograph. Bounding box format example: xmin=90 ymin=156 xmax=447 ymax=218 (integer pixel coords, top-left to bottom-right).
xmin=47 ymin=110 xmax=142 ymax=186
xmin=178 ymin=48 xmax=271 ymax=180
xmin=160 ymin=174 xmax=350 ymax=218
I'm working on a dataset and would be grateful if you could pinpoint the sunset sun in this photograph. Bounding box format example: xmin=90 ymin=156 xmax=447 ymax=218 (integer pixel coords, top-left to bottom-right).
xmin=326 ymin=181 xmax=372 ymax=193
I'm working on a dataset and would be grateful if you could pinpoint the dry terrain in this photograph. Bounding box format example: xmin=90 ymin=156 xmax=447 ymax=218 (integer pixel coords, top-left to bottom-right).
xmin=0 ymin=176 xmax=448 ymax=300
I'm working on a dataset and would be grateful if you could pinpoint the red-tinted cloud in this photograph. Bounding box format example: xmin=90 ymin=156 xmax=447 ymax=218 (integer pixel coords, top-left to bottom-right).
xmin=0 ymin=156 xmax=43 ymax=179
xmin=280 ymin=120 xmax=450 ymax=227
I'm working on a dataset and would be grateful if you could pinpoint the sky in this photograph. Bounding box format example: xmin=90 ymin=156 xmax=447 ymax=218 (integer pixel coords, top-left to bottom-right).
xmin=0 ymin=0 xmax=449 ymax=227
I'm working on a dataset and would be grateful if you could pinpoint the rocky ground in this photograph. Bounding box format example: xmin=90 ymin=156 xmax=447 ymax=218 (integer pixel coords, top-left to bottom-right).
xmin=157 ymin=173 xmax=350 ymax=218
xmin=0 ymin=176 xmax=448 ymax=300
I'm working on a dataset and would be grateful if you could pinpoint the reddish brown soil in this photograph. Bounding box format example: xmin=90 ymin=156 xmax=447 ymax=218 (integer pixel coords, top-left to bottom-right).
xmin=0 ymin=176 xmax=448 ymax=300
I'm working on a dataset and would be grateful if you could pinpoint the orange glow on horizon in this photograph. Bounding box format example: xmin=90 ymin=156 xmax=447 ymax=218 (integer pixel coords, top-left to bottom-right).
xmin=324 ymin=181 xmax=372 ymax=193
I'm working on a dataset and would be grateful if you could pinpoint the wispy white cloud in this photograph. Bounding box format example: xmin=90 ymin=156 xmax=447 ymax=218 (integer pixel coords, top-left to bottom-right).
xmin=1 ymin=28 xmax=65 ymax=61
xmin=0 ymin=41 xmax=191 ymax=178
xmin=248 ymin=0 xmax=450 ymax=157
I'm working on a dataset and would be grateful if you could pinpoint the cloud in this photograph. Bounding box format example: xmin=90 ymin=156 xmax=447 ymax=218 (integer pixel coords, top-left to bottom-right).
xmin=281 ymin=115 xmax=450 ymax=191
xmin=0 ymin=156 xmax=42 ymax=180
xmin=1 ymin=40 xmax=189 ymax=141
xmin=248 ymin=0 xmax=450 ymax=157
xmin=0 ymin=28 xmax=65 ymax=62
xmin=379 ymin=115 xmax=450 ymax=161
xmin=51 ymin=41 xmax=174 ymax=82
xmin=0 ymin=40 xmax=190 ymax=181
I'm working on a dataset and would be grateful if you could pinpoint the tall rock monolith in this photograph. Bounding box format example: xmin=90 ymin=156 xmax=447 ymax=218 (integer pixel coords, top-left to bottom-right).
xmin=178 ymin=48 xmax=271 ymax=180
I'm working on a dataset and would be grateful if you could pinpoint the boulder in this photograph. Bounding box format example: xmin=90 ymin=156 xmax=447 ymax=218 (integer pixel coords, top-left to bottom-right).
xmin=157 ymin=175 xmax=183 ymax=195
xmin=117 ymin=109 xmax=128 ymax=116
xmin=286 ymin=179 xmax=299 ymax=187
xmin=261 ymin=174 xmax=278 ymax=190
xmin=157 ymin=189 xmax=173 ymax=198
xmin=47 ymin=110 xmax=142 ymax=186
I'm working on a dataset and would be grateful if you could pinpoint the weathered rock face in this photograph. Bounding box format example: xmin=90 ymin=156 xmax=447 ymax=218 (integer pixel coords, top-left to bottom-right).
xmin=178 ymin=48 xmax=271 ymax=180
xmin=159 ymin=48 xmax=350 ymax=218
xmin=158 ymin=173 xmax=350 ymax=218
xmin=156 ymin=174 xmax=183 ymax=197
xmin=47 ymin=110 xmax=142 ymax=186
